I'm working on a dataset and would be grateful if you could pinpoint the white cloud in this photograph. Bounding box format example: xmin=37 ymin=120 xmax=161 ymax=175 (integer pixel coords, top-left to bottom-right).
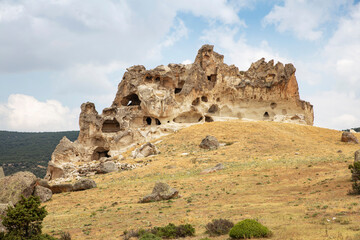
xmin=263 ymin=0 xmax=351 ymax=41
xmin=201 ymin=26 xmax=288 ymax=70
xmin=306 ymin=91 xmax=360 ymax=130
xmin=323 ymin=2 xmax=360 ymax=95
xmin=0 ymin=94 xmax=79 ymax=131
xmin=0 ymin=0 xmax=242 ymax=73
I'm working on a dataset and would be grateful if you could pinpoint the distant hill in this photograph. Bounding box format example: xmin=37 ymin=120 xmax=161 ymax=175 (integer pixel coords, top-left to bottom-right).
xmin=0 ymin=131 xmax=79 ymax=178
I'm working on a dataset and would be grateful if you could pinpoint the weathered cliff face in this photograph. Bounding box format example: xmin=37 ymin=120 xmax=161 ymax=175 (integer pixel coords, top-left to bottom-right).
xmin=45 ymin=45 xmax=313 ymax=181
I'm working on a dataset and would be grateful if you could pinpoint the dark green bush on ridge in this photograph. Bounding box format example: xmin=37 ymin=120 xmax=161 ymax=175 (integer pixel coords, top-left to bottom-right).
xmin=229 ymin=219 xmax=271 ymax=239
xmin=205 ymin=218 xmax=234 ymax=236
xmin=139 ymin=233 xmax=161 ymax=240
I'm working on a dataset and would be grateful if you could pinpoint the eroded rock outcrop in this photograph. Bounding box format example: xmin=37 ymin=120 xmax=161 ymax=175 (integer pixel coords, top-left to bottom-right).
xmin=139 ymin=182 xmax=179 ymax=203
xmin=45 ymin=45 xmax=313 ymax=181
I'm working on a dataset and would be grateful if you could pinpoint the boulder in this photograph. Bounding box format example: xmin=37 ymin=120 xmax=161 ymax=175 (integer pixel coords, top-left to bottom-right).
xmin=73 ymin=179 xmax=96 ymax=191
xmin=201 ymin=163 xmax=225 ymax=174
xmin=132 ymin=142 xmax=159 ymax=158
xmin=36 ymin=178 xmax=51 ymax=189
xmin=341 ymin=132 xmax=359 ymax=144
xmin=0 ymin=171 xmax=37 ymax=205
xmin=33 ymin=185 xmax=52 ymax=202
xmin=49 ymin=184 xmax=74 ymax=194
xmin=98 ymin=161 xmax=118 ymax=174
xmin=199 ymin=136 xmax=219 ymax=150
xmin=0 ymin=167 xmax=4 ymax=178
xmin=139 ymin=182 xmax=179 ymax=203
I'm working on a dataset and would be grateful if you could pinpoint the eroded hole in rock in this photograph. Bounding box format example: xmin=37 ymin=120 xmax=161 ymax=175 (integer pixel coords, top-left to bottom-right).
xmin=144 ymin=117 xmax=152 ymax=125
xmin=145 ymin=75 xmax=152 ymax=82
xmin=270 ymin=102 xmax=277 ymax=109
xmin=208 ymin=104 xmax=219 ymax=113
xmin=92 ymin=147 xmax=110 ymax=161
xmin=198 ymin=116 xmax=203 ymax=122
xmin=155 ymin=118 xmax=161 ymax=125
xmin=101 ymin=119 xmax=120 ymax=133
xmin=175 ymin=88 xmax=182 ymax=94
xmin=216 ymin=98 xmax=220 ymax=102
xmin=207 ymin=76 xmax=211 ymax=81
xmin=155 ymin=76 xmax=160 ymax=82
xmin=192 ymin=98 xmax=200 ymax=106
xmin=201 ymin=96 xmax=208 ymax=102
xmin=205 ymin=116 xmax=214 ymax=122
xmin=174 ymin=111 xmax=203 ymax=123
xmin=121 ymin=93 xmax=141 ymax=106
xmin=263 ymin=112 xmax=270 ymax=118
xmin=207 ymin=74 xmax=217 ymax=82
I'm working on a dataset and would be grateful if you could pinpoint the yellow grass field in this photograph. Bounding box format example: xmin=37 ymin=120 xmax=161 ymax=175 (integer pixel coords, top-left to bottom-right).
xmin=42 ymin=120 xmax=360 ymax=240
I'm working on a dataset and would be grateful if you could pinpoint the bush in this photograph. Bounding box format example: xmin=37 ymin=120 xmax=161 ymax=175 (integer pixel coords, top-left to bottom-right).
xmin=229 ymin=219 xmax=271 ymax=239
xmin=151 ymin=223 xmax=195 ymax=239
xmin=349 ymin=162 xmax=360 ymax=194
xmin=205 ymin=218 xmax=234 ymax=236
xmin=1 ymin=195 xmax=49 ymax=239
xmin=60 ymin=231 xmax=72 ymax=240
xmin=139 ymin=233 xmax=161 ymax=240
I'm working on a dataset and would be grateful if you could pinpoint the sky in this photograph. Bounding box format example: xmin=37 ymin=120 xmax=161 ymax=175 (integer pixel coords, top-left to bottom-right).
xmin=0 ymin=0 xmax=359 ymax=132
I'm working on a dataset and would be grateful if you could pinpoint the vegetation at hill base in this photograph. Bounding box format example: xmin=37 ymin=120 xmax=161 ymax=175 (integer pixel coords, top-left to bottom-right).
xmin=0 ymin=195 xmax=56 ymax=240
xmin=0 ymin=131 xmax=78 ymax=177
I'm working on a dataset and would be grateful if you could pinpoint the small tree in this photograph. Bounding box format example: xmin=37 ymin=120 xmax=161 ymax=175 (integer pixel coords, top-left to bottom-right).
xmin=1 ymin=195 xmax=47 ymax=238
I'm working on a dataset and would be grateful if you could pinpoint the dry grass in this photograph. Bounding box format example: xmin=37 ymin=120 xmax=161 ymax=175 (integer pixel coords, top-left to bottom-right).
xmin=42 ymin=120 xmax=360 ymax=240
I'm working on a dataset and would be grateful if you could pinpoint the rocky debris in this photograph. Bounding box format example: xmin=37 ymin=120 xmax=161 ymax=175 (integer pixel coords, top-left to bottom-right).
xmin=49 ymin=179 xmax=96 ymax=194
xmin=33 ymin=186 xmax=52 ymax=202
xmin=201 ymin=163 xmax=225 ymax=174
xmin=139 ymin=182 xmax=179 ymax=203
xmin=45 ymin=44 xmax=314 ymax=181
xmin=73 ymin=179 xmax=97 ymax=191
xmin=352 ymin=150 xmax=360 ymax=181
xmin=132 ymin=142 xmax=159 ymax=159
xmin=98 ymin=161 xmax=118 ymax=174
xmin=0 ymin=167 xmax=4 ymax=178
xmin=36 ymin=178 xmax=51 ymax=189
xmin=49 ymin=184 xmax=74 ymax=194
xmin=341 ymin=132 xmax=359 ymax=144
xmin=0 ymin=171 xmax=37 ymax=205
xmin=199 ymin=136 xmax=219 ymax=150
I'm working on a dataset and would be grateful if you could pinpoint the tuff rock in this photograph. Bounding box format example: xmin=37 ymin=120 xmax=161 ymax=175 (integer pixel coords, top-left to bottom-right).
xmin=0 ymin=171 xmax=37 ymax=205
xmin=45 ymin=44 xmax=314 ymax=181
xmin=199 ymin=136 xmax=220 ymax=150
xmin=341 ymin=132 xmax=359 ymax=144
xmin=33 ymin=185 xmax=52 ymax=202
xmin=139 ymin=182 xmax=179 ymax=203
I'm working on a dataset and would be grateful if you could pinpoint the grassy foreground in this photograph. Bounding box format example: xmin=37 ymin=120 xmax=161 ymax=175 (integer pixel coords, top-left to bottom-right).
xmin=42 ymin=120 xmax=360 ymax=240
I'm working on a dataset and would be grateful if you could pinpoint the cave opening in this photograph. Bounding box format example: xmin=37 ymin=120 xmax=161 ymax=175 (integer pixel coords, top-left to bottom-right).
xmin=174 ymin=88 xmax=182 ymax=94
xmin=144 ymin=117 xmax=152 ymax=125
xmin=192 ymin=98 xmax=200 ymax=106
xmin=121 ymin=93 xmax=141 ymax=106
xmin=205 ymin=116 xmax=214 ymax=122
xmin=263 ymin=112 xmax=270 ymax=118
xmin=92 ymin=147 xmax=110 ymax=161
xmin=155 ymin=118 xmax=161 ymax=125
xmin=101 ymin=119 xmax=121 ymax=133
xmin=201 ymin=96 xmax=208 ymax=102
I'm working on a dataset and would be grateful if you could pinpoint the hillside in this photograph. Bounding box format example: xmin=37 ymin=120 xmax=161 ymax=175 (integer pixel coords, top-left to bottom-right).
xmin=0 ymin=131 xmax=79 ymax=177
xmin=42 ymin=120 xmax=360 ymax=240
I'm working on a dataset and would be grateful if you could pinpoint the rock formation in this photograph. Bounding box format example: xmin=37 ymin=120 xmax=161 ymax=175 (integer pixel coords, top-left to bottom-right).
xmin=341 ymin=132 xmax=359 ymax=144
xmin=139 ymin=182 xmax=179 ymax=203
xmin=45 ymin=44 xmax=313 ymax=181
xmin=199 ymin=136 xmax=220 ymax=150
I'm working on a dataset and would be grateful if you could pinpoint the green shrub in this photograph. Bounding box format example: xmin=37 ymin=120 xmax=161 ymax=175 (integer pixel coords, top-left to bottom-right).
xmin=1 ymin=195 xmax=50 ymax=239
xmin=60 ymin=231 xmax=72 ymax=240
xmin=151 ymin=223 xmax=195 ymax=238
xmin=205 ymin=218 xmax=234 ymax=236
xmin=229 ymin=219 xmax=271 ymax=239
xmin=139 ymin=233 xmax=161 ymax=240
